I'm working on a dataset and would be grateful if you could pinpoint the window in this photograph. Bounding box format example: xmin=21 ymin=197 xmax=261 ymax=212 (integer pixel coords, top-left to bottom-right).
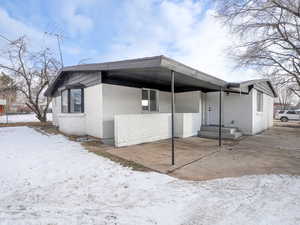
xmin=257 ymin=91 xmax=263 ymax=112
xmin=286 ymin=110 xmax=296 ymax=114
xmin=278 ymin=110 xmax=284 ymax=114
xmin=61 ymin=90 xmax=68 ymax=113
xmin=61 ymin=88 xmax=84 ymax=113
xmin=70 ymin=89 xmax=83 ymax=113
xmin=142 ymin=89 xmax=149 ymax=111
xmin=141 ymin=89 xmax=158 ymax=112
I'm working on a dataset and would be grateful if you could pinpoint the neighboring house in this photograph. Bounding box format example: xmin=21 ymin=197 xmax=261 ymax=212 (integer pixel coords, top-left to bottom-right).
xmin=273 ymin=102 xmax=292 ymax=117
xmin=0 ymin=73 xmax=17 ymax=113
xmin=274 ymin=102 xmax=292 ymax=111
xmin=45 ymin=56 xmax=277 ymax=147
xmin=0 ymin=99 xmax=6 ymax=115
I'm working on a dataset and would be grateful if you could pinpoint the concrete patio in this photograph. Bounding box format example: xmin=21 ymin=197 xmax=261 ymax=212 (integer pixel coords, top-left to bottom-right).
xmin=87 ymin=124 xmax=300 ymax=181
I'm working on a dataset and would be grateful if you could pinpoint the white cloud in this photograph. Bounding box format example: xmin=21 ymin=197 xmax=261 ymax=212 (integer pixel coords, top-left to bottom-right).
xmin=0 ymin=8 xmax=48 ymax=48
xmin=0 ymin=8 xmax=58 ymax=66
xmin=0 ymin=7 xmax=86 ymax=66
xmin=59 ymin=0 xmax=95 ymax=35
xmin=102 ymin=0 xmax=259 ymax=82
xmin=0 ymin=0 xmax=260 ymax=82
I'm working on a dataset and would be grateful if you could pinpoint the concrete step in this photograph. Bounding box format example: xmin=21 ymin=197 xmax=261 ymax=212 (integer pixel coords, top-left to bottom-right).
xmin=201 ymin=126 xmax=237 ymax=134
xmin=198 ymin=130 xmax=242 ymax=140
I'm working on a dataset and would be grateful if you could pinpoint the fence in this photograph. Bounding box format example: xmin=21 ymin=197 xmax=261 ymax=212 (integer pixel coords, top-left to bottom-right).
xmin=0 ymin=112 xmax=53 ymax=124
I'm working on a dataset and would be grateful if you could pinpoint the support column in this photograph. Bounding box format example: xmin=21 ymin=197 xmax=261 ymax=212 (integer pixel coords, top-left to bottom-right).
xmin=219 ymin=87 xmax=222 ymax=147
xmin=171 ymin=70 xmax=175 ymax=165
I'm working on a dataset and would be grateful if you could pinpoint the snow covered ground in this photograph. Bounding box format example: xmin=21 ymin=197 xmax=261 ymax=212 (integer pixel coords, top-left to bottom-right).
xmin=0 ymin=113 xmax=52 ymax=123
xmin=0 ymin=126 xmax=299 ymax=225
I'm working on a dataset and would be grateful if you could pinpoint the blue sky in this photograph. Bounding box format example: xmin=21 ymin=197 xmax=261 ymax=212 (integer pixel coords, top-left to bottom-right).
xmin=0 ymin=0 xmax=258 ymax=81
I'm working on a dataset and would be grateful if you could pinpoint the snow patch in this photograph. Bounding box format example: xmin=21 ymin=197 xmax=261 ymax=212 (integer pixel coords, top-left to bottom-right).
xmin=0 ymin=127 xmax=299 ymax=225
xmin=0 ymin=113 xmax=52 ymax=123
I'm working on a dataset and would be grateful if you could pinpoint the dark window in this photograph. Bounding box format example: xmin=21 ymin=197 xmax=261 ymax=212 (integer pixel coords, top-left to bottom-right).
xmin=141 ymin=89 xmax=158 ymax=112
xmin=70 ymin=89 xmax=83 ymax=113
xmin=286 ymin=111 xmax=296 ymax=114
xmin=141 ymin=89 xmax=149 ymax=111
xmin=150 ymin=90 xmax=157 ymax=111
xmin=278 ymin=110 xmax=284 ymax=114
xmin=61 ymin=88 xmax=84 ymax=113
xmin=61 ymin=90 xmax=68 ymax=113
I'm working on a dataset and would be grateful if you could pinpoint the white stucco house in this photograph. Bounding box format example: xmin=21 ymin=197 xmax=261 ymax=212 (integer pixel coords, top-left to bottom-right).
xmin=45 ymin=56 xmax=277 ymax=147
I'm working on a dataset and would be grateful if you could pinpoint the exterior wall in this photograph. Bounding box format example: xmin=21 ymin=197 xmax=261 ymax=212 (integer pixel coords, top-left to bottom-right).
xmin=58 ymin=113 xmax=86 ymax=136
xmin=52 ymin=93 xmax=86 ymax=135
xmin=205 ymin=90 xmax=274 ymax=135
xmin=115 ymin=114 xmax=171 ymax=147
xmin=52 ymin=84 xmax=103 ymax=138
xmin=52 ymin=83 xmax=204 ymax=140
xmin=176 ymin=113 xmax=202 ymax=138
xmin=101 ymin=85 xmax=201 ymax=139
xmin=175 ymin=91 xmax=202 ymax=113
xmin=114 ymin=113 xmax=201 ymax=147
xmin=52 ymin=96 xmax=61 ymax=126
xmin=159 ymin=91 xmax=171 ymax=113
xmin=85 ymin=84 xmax=103 ymax=138
xmin=206 ymin=92 xmax=253 ymax=134
xmin=252 ymin=89 xmax=274 ymax=134
xmin=102 ymin=84 xmax=141 ymax=139
xmin=52 ymin=81 xmax=274 ymax=141
xmin=223 ymin=92 xmax=253 ymax=135
xmin=201 ymin=92 xmax=207 ymax=125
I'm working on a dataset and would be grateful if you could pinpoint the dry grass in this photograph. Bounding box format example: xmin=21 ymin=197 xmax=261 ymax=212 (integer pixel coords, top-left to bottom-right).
xmin=83 ymin=142 xmax=153 ymax=172
xmin=33 ymin=125 xmax=152 ymax=172
xmin=0 ymin=122 xmax=52 ymax=127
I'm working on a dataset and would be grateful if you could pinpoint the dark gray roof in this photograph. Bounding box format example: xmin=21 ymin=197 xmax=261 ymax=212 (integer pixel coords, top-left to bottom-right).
xmin=225 ymin=79 xmax=278 ymax=97
xmin=241 ymin=79 xmax=277 ymax=97
xmin=44 ymin=55 xmax=277 ymax=97
xmin=45 ymin=55 xmax=229 ymax=96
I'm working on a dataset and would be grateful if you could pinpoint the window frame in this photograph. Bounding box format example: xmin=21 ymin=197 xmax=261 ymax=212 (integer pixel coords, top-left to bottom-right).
xmin=256 ymin=91 xmax=263 ymax=112
xmin=286 ymin=110 xmax=296 ymax=114
xmin=61 ymin=89 xmax=69 ymax=113
xmin=141 ymin=88 xmax=159 ymax=113
xmin=61 ymin=88 xmax=84 ymax=113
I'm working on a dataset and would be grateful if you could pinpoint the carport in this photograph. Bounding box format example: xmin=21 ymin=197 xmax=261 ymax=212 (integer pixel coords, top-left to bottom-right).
xmin=46 ymin=55 xmax=240 ymax=165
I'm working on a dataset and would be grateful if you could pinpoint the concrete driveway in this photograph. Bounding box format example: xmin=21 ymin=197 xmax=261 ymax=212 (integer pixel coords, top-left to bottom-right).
xmin=91 ymin=124 xmax=300 ymax=181
xmin=171 ymin=126 xmax=300 ymax=180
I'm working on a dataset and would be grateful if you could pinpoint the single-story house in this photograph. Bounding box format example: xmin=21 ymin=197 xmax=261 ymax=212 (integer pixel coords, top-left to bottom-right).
xmin=45 ymin=56 xmax=277 ymax=147
xmin=0 ymin=99 xmax=6 ymax=114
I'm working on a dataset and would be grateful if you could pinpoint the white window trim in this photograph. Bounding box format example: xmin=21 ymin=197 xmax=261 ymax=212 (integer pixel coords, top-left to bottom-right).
xmin=141 ymin=88 xmax=159 ymax=113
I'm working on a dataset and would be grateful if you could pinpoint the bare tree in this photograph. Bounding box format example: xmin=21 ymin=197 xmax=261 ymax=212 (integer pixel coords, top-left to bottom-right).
xmin=215 ymin=0 xmax=300 ymax=97
xmin=277 ymin=86 xmax=294 ymax=109
xmin=0 ymin=36 xmax=60 ymax=122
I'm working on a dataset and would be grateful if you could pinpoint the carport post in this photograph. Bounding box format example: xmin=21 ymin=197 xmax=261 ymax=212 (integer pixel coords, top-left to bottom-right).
xmin=219 ymin=87 xmax=222 ymax=147
xmin=171 ymin=70 xmax=175 ymax=165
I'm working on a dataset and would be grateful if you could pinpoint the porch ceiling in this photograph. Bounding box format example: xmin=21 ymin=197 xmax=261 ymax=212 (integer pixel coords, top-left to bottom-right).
xmin=102 ymin=67 xmax=223 ymax=93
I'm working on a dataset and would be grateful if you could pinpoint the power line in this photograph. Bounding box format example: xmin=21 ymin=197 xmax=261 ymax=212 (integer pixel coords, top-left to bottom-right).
xmin=0 ymin=34 xmax=12 ymax=43
xmin=44 ymin=32 xmax=64 ymax=68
